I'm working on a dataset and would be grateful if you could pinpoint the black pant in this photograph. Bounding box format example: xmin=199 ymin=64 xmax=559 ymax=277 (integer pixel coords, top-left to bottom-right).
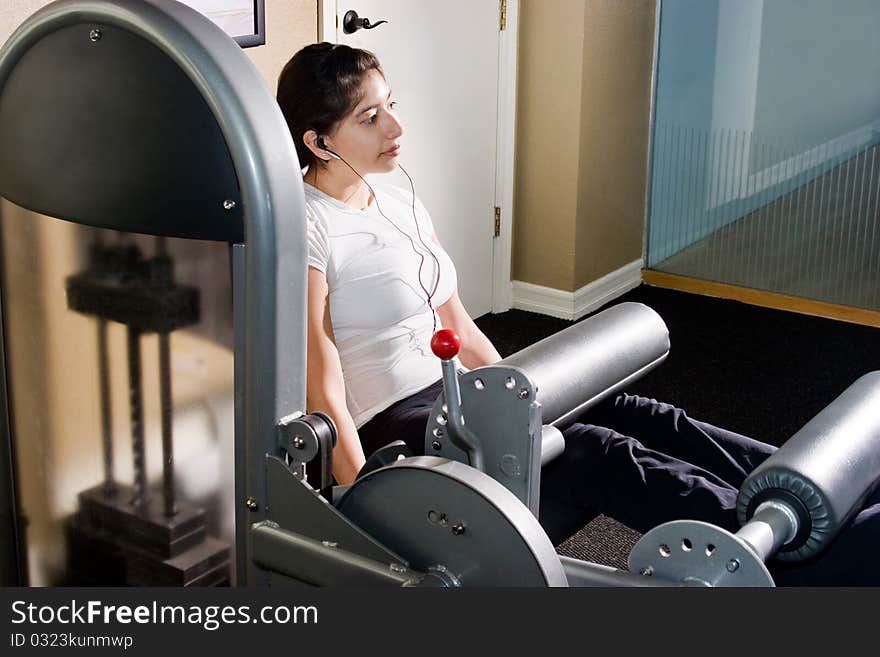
xmin=359 ymin=380 xmax=880 ymax=586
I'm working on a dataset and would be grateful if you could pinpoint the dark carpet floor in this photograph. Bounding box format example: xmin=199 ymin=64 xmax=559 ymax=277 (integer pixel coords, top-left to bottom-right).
xmin=474 ymin=284 xmax=880 ymax=559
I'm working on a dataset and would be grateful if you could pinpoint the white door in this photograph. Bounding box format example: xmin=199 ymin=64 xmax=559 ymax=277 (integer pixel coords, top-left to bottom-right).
xmin=325 ymin=1 xmax=501 ymax=317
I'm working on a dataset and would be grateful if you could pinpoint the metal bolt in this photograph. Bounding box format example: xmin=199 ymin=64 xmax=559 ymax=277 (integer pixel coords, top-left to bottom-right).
xmin=389 ymin=563 xmax=407 ymax=573
xmin=639 ymin=566 xmax=654 ymax=577
xmin=292 ymin=436 xmax=305 ymax=450
xmin=245 ymin=497 xmax=258 ymax=512
xmin=500 ymin=454 xmax=521 ymax=477
xmin=451 ymin=523 xmax=466 ymax=536
xmin=321 ymin=541 xmax=338 ymax=548
xmin=726 ymin=559 xmax=740 ymax=573
xmin=517 ymin=387 xmax=529 ymax=399
xmin=223 ymin=199 xmax=237 ymax=211
xmin=431 ymin=440 xmax=441 ymax=450
xmin=89 ymin=28 xmax=102 ymax=42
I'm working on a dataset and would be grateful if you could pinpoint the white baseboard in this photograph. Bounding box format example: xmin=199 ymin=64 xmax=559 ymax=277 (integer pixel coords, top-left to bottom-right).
xmin=511 ymin=259 xmax=643 ymax=321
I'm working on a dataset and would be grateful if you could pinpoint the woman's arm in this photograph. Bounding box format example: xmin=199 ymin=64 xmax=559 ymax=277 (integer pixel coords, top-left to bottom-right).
xmin=430 ymin=232 xmax=502 ymax=368
xmin=306 ymin=266 xmax=366 ymax=485
xmin=435 ymin=289 xmax=502 ymax=369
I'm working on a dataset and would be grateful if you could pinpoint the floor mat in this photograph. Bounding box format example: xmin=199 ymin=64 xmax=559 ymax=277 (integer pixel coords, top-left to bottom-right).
xmin=555 ymin=515 xmax=642 ymax=571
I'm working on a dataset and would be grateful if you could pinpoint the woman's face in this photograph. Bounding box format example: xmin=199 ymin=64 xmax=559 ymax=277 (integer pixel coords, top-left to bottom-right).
xmin=326 ymin=68 xmax=404 ymax=174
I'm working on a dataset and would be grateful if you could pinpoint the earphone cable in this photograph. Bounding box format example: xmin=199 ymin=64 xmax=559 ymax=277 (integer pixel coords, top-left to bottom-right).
xmin=398 ymin=163 xmax=441 ymax=300
xmin=324 ymin=151 xmax=440 ymax=333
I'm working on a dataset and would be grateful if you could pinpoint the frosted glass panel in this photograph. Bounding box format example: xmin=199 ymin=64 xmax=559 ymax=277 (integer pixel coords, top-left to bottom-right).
xmin=647 ymin=0 xmax=880 ymax=310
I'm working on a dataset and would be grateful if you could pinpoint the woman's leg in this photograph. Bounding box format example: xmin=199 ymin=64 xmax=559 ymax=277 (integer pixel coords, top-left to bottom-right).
xmin=550 ymin=405 xmax=880 ymax=585
xmin=579 ymin=393 xmax=776 ymax=488
xmin=541 ymin=422 xmax=742 ymax=535
xmin=357 ymin=379 xmax=442 ymax=457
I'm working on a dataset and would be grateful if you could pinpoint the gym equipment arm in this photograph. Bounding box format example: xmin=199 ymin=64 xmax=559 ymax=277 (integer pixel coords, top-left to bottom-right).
xmin=499 ymin=302 xmax=670 ymax=426
xmin=629 ymin=371 xmax=880 ymax=585
xmin=737 ymin=370 xmax=880 ymax=561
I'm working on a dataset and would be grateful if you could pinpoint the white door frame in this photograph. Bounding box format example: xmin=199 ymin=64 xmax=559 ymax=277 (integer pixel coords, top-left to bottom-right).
xmin=318 ymin=0 xmax=518 ymax=315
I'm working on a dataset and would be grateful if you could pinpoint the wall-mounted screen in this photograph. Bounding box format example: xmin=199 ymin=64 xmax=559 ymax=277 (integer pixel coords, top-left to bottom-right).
xmin=177 ymin=1 xmax=266 ymax=48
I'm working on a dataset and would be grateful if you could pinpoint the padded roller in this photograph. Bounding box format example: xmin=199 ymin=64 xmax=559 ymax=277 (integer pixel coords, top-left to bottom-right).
xmin=737 ymin=371 xmax=880 ymax=561
xmin=499 ymin=303 xmax=670 ymax=426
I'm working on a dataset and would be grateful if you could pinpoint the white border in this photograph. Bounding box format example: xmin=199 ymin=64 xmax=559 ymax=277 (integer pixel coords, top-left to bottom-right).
xmin=512 ymin=260 xmax=644 ymax=321
xmin=318 ymin=0 xmax=336 ymax=41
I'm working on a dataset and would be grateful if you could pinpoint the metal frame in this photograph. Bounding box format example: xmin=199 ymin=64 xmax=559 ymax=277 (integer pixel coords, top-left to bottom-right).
xmin=235 ymin=0 xmax=267 ymax=48
xmin=425 ymin=365 xmax=544 ymax=515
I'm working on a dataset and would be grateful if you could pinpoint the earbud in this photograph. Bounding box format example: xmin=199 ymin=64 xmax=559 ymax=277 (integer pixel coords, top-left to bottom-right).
xmin=315 ymin=136 xmax=341 ymax=160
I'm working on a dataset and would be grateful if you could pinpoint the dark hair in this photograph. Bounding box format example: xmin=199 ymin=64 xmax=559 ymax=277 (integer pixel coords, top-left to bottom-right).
xmin=276 ymin=42 xmax=383 ymax=169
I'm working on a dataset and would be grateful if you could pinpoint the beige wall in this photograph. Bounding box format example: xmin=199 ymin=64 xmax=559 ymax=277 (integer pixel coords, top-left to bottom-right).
xmin=0 ymin=0 xmax=317 ymax=585
xmin=246 ymin=0 xmax=318 ymax=90
xmin=512 ymin=0 xmax=585 ymax=291
xmin=514 ymin=0 xmax=655 ymax=291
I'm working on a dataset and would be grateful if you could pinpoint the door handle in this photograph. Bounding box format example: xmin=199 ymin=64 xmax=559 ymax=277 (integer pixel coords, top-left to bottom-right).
xmin=342 ymin=10 xmax=389 ymax=34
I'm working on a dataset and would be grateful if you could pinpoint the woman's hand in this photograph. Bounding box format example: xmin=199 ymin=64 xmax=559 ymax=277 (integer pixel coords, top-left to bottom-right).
xmin=435 ymin=289 xmax=502 ymax=369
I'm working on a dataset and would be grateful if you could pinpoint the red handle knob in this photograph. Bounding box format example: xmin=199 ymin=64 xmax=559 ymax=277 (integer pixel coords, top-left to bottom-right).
xmin=431 ymin=329 xmax=461 ymax=360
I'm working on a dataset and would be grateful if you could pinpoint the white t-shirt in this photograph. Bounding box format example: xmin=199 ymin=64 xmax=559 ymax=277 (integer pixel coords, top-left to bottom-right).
xmin=305 ymin=181 xmax=458 ymax=427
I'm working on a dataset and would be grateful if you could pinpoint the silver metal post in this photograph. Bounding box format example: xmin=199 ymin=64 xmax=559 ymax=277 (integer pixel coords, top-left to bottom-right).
xmin=735 ymin=500 xmax=799 ymax=563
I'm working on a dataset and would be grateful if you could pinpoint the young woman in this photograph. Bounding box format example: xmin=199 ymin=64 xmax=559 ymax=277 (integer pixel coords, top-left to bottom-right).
xmin=276 ymin=43 xmax=879 ymax=586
